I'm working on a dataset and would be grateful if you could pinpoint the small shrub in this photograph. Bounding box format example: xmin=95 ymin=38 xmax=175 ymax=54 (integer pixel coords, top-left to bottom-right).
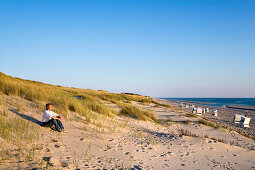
xmin=155 ymin=103 xmax=172 ymax=109
xmin=185 ymin=113 xmax=196 ymax=118
xmin=120 ymin=104 xmax=157 ymax=122
xmin=198 ymin=119 xmax=220 ymax=129
xmin=167 ymin=118 xmax=173 ymax=122
xmin=180 ymin=129 xmax=198 ymax=137
xmin=183 ymin=120 xmax=191 ymax=124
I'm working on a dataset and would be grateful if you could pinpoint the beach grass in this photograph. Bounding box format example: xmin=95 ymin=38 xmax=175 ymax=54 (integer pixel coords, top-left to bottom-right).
xmin=0 ymin=72 xmax=164 ymax=123
xmin=119 ymin=104 xmax=157 ymax=122
xmin=0 ymin=108 xmax=39 ymax=152
xmin=185 ymin=113 xmax=197 ymax=118
xmin=198 ymin=119 xmax=220 ymax=129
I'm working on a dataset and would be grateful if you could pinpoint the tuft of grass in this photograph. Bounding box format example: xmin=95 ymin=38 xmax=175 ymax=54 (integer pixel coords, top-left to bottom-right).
xmin=119 ymin=104 xmax=157 ymax=122
xmin=156 ymin=103 xmax=173 ymax=109
xmin=198 ymin=119 xmax=220 ymax=129
xmin=167 ymin=118 xmax=173 ymax=122
xmin=183 ymin=120 xmax=191 ymax=124
xmin=180 ymin=129 xmax=198 ymax=137
xmin=0 ymin=92 xmax=3 ymax=106
xmin=0 ymin=148 xmax=13 ymax=163
xmin=0 ymin=116 xmax=38 ymax=145
xmin=185 ymin=113 xmax=197 ymax=118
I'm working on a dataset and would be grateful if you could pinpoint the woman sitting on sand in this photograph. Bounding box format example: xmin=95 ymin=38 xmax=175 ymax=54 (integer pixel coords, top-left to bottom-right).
xmin=42 ymin=103 xmax=65 ymax=132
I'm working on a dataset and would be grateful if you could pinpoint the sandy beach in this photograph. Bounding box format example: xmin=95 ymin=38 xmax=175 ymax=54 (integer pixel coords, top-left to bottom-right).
xmin=1 ymin=95 xmax=255 ymax=169
xmin=156 ymin=98 xmax=255 ymax=139
xmin=1 ymin=0 xmax=254 ymax=169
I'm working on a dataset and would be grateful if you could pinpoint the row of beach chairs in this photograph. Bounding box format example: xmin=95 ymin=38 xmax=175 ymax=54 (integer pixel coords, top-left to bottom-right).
xmin=180 ymin=103 xmax=216 ymax=116
xmin=180 ymin=103 xmax=251 ymax=128
xmin=233 ymin=114 xmax=251 ymax=128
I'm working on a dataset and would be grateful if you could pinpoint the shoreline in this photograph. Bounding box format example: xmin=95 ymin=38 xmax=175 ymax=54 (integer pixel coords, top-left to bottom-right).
xmin=159 ymin=98 xmax=255 ymax=109
xmin=1 ymin=94 xmax=255 ymax=169
xmin=154 ymin=98 xmax=255 ymax=140
xmin=226 ymin=105 xmax=255 ymax=111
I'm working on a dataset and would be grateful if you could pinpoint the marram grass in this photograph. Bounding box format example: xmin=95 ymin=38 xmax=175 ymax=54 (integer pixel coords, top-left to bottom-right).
xmin=0 ymin=72 xmax=163 ymax=122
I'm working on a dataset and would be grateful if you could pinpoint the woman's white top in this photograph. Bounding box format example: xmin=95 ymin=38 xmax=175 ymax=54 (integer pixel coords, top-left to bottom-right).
xmin=42 ymin=110 xmax=59 ymax=122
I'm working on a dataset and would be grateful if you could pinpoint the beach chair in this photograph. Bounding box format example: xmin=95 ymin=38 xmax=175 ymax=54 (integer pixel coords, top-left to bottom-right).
xmin=195 ymin=107 xmax=202 ymax=115
xmin=212 ymin=109 xmax=217 ymax=116
xmin=233 ymin=114 xmax=244 ymax=124
xmin=206 ymin=108 xmax=209 ymax=113
xmin=202 ymin=108 xmax=206 ymax=114
xmin=240 ymin=117 xmax=251 ymax=127
xmin=197 ymin=107 xmax=203 ymax=114
xmin=192 ymin=108 xmax=197 ymax=114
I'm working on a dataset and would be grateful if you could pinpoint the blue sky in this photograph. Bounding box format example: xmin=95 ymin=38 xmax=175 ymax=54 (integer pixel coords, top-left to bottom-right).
xmin=0 ymin=0 xmax=254 ymax=97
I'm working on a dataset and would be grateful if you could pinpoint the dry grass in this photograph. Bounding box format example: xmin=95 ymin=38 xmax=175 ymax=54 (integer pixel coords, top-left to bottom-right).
xmin=0 ymin=109 xmax=38 ymax=146
xmin=198 ymin=119 xmax=220 ymax=129
xmin=0 ymin=72 xmax=168 ymax=123
xmin=185 ymin=113 xmax=197 ymax=118
xmin=0 ymin=107 xmax=40 ymax=164
xmin=179 ymin=129 xmax=199 ymax=137
xmin=119 ymin=104 xmax=157 ymax=122
xmin=0 ymin=72 xmax=116 ymax=118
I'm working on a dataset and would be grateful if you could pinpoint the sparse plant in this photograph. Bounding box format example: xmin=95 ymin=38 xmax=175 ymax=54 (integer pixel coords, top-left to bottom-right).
xmin=167 ymin=118 xmax=173 ymax=122
xmin=180 ymin=129 xmax=198 ymax=137
xmin=183 ymin=120 xmax=191 ymax=124
xmin=84 ymin=144 xmax=93 ymax=163
xmin=198 ymin=119 xmax=220 ymax=129
xmin=185 ymin=113 xmax=196 ymax=118
xmin=119 ymin=104 xmax=157 ymax=122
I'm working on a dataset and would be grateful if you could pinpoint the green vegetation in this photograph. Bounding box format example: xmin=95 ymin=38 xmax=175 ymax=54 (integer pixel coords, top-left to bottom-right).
xmin=183 ymin=120 xmax=191 ymax=124
xmin=198 ymin=119 xmax=220 ymax=129
xmin=185 ymin=113 xmax=197 ymax=118
xmin=119 ymin=104 xmax=157 ymax=122
xmin=180 ymin=129 xmax=198 ymax=137
xmin=0 ymin=109 xmax=38 ymax=145
xmin=0 ymin=72 xmax=168 ymax=122
xmin=0 ymin=72 xmax=117 ymax=117
xmin=167 ymin=118 xmax=173 ymax=122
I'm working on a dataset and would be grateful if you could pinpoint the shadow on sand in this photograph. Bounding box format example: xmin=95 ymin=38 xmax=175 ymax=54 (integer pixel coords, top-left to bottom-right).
xmin=9 ymin=108 xmax=43 ymax=126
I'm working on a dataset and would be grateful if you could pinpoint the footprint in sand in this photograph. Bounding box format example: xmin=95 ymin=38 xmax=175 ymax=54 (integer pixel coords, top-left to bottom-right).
xmin=55 ymin=144 xmax=60 ymax=148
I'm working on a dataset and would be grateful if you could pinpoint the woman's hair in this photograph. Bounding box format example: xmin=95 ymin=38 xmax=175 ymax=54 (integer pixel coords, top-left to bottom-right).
xmin=45 ymin=103 xmax=53 ymax=110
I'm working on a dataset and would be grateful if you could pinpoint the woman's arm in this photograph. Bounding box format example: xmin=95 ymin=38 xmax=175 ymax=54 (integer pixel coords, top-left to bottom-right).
xmin=51 ymin=116 xmax=61 ymax=120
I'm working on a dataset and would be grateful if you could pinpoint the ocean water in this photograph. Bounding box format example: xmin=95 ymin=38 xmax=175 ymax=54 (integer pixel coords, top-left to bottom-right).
xmin=161 ymin=98 xmax=255 ymax=107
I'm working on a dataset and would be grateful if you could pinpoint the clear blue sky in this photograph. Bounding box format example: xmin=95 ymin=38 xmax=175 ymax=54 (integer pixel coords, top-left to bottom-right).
xmin=0 ymin=0 xmax=254 ymax=97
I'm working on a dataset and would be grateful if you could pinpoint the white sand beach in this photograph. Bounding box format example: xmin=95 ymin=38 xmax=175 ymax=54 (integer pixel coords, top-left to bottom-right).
xmin=1 ymin=95 xmax=254 ymax=169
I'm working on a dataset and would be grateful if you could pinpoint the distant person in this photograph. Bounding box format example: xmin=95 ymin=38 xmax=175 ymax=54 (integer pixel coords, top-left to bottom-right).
xmin=42 ymin=103 xmax=65 ymax=132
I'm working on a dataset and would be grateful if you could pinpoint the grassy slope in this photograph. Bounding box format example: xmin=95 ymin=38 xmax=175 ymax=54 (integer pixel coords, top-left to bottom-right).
xmin=0 ymin=72 xmax=172 ymax=166
xmin=0 ymin=72 xmax=171 ymax=121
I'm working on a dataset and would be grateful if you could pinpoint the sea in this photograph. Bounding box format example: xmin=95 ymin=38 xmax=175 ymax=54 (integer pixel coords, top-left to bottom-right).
xmin=161 ymin=98 xmax=255 ymax=108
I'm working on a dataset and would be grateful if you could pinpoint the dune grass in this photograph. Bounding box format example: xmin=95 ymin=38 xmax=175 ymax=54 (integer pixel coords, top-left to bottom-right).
xmin=185 ymin=113 xmax=197 ymax=118
xmin=119 ymin=104 xmax=157 ymax=122
xmin=0 ymin=109 xmax=38 ymax=146
xmin=198 ymin=119 xmax=220 ymax=129
xmin=0 ymin=72 xmax=115 ymax=117
xmin=0 ymin=72 xmax=164 ymax=125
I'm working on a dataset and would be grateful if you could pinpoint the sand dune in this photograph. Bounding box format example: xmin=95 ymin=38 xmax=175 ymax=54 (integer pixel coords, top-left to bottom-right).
xmin=0 ymin=95 xmax=255 ymax=169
